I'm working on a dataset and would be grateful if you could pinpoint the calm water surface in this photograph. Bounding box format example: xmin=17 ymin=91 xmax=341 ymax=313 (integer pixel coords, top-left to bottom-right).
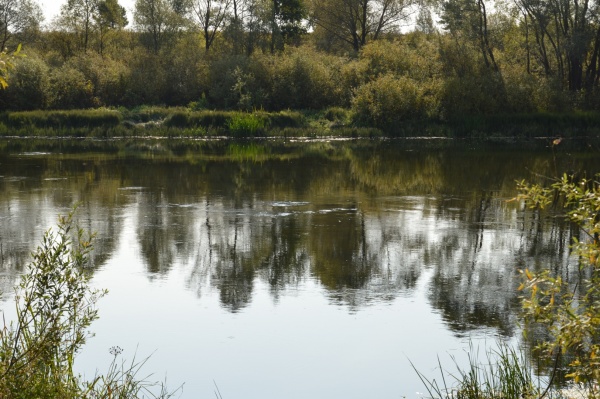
xmin=0 ymin=138 xmax=598 ymax=398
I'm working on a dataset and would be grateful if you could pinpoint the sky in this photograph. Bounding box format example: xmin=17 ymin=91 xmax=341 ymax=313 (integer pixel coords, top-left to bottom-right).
xmin=38 ymin=0 xmax=136 ymax=26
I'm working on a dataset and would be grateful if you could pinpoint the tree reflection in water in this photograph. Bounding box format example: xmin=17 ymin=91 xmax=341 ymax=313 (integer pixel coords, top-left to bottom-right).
xmin=0 ymin=139 xmax=598 ymax=338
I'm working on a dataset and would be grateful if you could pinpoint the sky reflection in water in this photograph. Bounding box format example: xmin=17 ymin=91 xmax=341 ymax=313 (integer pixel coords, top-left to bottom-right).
xmin=1 ymin=139 xmax=596 ymax=398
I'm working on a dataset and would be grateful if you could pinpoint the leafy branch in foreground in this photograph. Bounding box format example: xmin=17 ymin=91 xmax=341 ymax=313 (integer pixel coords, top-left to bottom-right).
xmin=0 ymin=44 xmax=22 ymax=89
xmin=0 ymin=210 xmax=103 ymax=397
xmin=0 ymin=209 xmax=178 ymax=398
xmin=517 ymin=174 xmax=600 ymax=394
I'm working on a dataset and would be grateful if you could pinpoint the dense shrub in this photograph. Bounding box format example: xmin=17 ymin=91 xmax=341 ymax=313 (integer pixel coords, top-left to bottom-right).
xmin=352 ymin=74 xmax=428 ymax=131
xmin=0 ymin=54 xmax=50 ymax=110
xmin=270 ymin=46 xmax=346 ymax=109
xmin=207 ymin=54 xmax=272 ymax=110
xmin=49 ymin=66 xmax=95 ymax=109
xmin=358 ymin=37 xmax=441 ymax=81
xmin=162 ymin=36 xmax=208 ymax=106
xmin=501 ymin=65 xmax=538 ymax=113
xmin=123 ymin=51 xmax=167 ymax=106
xmin=267 ymin=110 xmax=305 ymax=128
xmin=439 ymin=72 xmax=509 ymax=117
xmin=67 ymin=53 xmax=130 ymax=107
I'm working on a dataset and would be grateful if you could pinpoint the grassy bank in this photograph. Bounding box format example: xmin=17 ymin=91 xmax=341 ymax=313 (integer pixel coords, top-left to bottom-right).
xmin=1 ymin=107 xmax=600 ymax=139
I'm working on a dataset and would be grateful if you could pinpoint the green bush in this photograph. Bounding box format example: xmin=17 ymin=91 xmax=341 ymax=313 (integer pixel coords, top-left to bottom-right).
xmin=191 ymin=110 xmax=232 ymax=127
xmin=161 ymin=35 xmax=208 ymax=106
xmin=207 ymin=55 xmax=272 ymax=110
xmin=352 ymin=74 xmax=427 ymax=131
xmin=49 ymin=66 xmax=96 ymax=109
xmin=164 ymin=111 xmax=190 ymax=127
xmin=1 ymin=54 xmax=50 ymax=110
xmin=124 ymin=106 xmax=182 ymax=123
xmin=270 ymin=46 xmax=345 ymax=110
xmin=0 ymin=211 xmax=102 ymax=398
xmin=267 ymin=110 xmax=306 ymax=128
xmin=440 ymin=73 xmax=509 ymax=118
xmin=123 ymin=51 xmax=167 ymax=106
xmin=0 ymin=209 xmax=178 ymax=398
xmin=358 ymin=37 xmax=442 ymax=81
xmin=165 ymin=110 xmax=304 ymax=130
xmin=67 ymin=53 xmax=130 ymax=107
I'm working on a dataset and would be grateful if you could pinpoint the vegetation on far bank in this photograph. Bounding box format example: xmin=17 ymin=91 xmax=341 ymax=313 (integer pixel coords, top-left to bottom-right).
xmin=2 ymin=0 xmax=600 ymax=138
xmin=2 ymin=107 xmax=600 ymax=139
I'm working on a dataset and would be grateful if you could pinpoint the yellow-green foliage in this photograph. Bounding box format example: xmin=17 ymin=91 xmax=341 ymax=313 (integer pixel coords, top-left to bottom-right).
xmin=206 ymin=54 xmax=270 ymax=110
xmin=358 ymin=35 xmax=442 ymax=81
xmin=1 ymin=53 xmax=50 ymax=110
xmin=518 ymin=175 xmax=600 ymax=391
xmin=49 ymin=65 xmax=95 ymax=109
xmin=270 ymin=46 xmax=347 ymax=109
xmin=161 ymin=35 xmax=208 ymax=106
xmin=440 ymin=73 xmax=508 ymax=117
xmin=352 ymin=73 xmax=435 ymax=130
xmin=67 ymin=53 xmax=130 ymax=107
xmin=3 ymin=17 xmax=600 ymax=125
xmin=227 ymin=112 xmax=268 ymax=136
xmin=206 ymin=47 xmax=346 ymax=111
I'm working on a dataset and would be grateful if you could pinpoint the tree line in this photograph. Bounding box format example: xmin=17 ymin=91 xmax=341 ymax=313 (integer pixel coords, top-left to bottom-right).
xmin=2 ymin=0 xmax=600 ymax=128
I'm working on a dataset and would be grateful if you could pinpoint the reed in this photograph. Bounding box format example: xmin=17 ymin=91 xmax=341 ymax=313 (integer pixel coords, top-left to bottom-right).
xmin=3 ymin=109 xmax=122 ymax=129
xmin=227 ymin=112 xmax=268 ymax=136
xmin=2 ymin=108 xmax=599 ymax=139
xmin=412 ymin=341 xmax=542 ymax=399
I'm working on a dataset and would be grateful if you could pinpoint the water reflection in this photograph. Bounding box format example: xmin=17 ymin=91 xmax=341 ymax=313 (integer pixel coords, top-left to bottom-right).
xmin=0 ymin=139 xmax=599 ymax=338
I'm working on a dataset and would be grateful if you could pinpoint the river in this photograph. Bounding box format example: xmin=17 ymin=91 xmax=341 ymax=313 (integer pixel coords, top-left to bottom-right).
xmin=0 ymin=137 xmax=597 ymax=398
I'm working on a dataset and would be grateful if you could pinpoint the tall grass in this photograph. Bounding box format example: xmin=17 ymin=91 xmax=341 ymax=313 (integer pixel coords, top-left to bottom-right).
xmin=412 ymin=342 xmax=542 ymax=399
xmin=227 ymin=113 xmax=268 ymax=136
xmin=84 ymin=347 xmax=180 ymax=398
xmin=3 ymin=107 xmax=599 ymax=139
xmin=3 ymin=109 xmax=122 ymax=129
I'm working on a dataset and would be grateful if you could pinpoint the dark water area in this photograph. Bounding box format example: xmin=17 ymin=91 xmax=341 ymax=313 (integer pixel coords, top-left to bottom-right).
xmin=0 ymin=137 xmax=598 ymax=398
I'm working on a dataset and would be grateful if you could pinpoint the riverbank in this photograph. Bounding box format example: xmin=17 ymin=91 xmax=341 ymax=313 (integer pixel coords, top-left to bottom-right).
xmin=2 ymin=107 xmax=600 ymax=139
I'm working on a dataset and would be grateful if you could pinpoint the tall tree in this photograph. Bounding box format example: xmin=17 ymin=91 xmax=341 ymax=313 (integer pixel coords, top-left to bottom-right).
xmin=58 ymin=0 xmax=99 ymax=52
xmin=440 ymin=0 xmax=499 ymax=71
xmin=134 ymin=0 xmax=188 ymax=53
xmin=270 ymin=0 xmax=307 ymax=52
xmin=0 ymin=0 xmax=43 ymax=50
xmin=309 ymin=0 xmax=414 ymax=52
xmin=191 ymin=0 xmax=232 ymax=51
xmin=95 ymin=0 xmax=128 ymax=55
xmin=516 ymin=0 xmax=596 ymax=90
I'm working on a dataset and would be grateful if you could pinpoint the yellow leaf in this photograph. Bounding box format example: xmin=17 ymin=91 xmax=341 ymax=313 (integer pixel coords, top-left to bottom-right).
xmin=525 ymin=269 xmax=533 ymax=280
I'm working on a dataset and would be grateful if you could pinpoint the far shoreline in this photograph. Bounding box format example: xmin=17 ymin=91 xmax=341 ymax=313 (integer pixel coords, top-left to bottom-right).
xmin=1 ymin=108 xmax=600 ymax=140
